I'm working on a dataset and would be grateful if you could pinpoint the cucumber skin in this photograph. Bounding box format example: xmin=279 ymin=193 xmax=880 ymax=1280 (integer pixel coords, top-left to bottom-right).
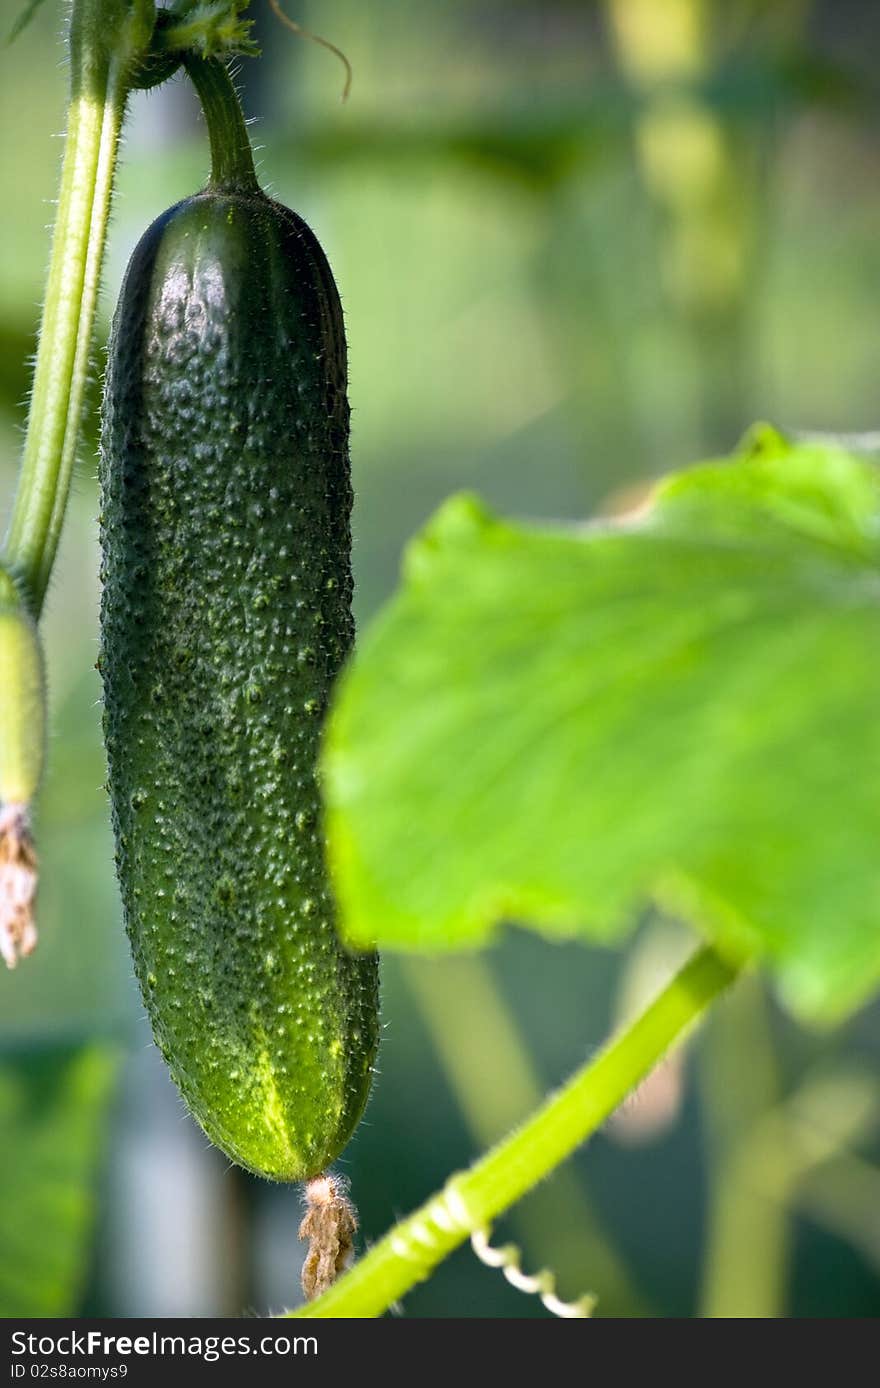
xmin=100 ymin=189 xmax=379 ymax=1182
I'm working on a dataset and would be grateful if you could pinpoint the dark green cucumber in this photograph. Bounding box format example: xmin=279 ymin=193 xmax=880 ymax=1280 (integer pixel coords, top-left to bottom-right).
xmin=99 ymin=111 xmax=378 ymax=1182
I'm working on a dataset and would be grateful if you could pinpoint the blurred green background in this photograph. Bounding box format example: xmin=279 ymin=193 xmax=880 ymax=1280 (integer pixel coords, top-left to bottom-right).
xmin=1 ymin=0 xmax=880 ymax=1317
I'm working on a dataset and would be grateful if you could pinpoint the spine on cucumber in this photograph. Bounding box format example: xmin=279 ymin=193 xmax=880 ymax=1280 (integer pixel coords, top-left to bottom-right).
xmin=99 ymin=61 xmax=378 ymax=1182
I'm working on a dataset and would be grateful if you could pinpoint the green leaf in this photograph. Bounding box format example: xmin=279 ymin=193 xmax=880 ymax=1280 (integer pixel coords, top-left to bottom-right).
xmin=0 ymin=1040 xmax=120 ymax=1315
xmin=7 ymin=0 xmax=50 ymax=45
xmin=324 ymin=427 xmax=880 ymax=1023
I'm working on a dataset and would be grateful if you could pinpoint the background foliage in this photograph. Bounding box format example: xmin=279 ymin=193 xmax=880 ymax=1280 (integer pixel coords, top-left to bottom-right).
xmin=1 ymin=0 xmax=879 ymax=1316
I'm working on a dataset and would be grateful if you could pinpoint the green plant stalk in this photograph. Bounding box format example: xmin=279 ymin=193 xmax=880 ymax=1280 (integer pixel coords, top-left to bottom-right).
xmin=699 ymin=977 xmax=786 ymax=1318
xmin=401 ymin=955 xmax=645 ymax=1314
xmin=288 ymin=943 xmax=740 ymax=1318
xmin=2 ymin=0 xmax=154 ymax=615
xmin=700 ymin=1046 xmax=879 ymax=1318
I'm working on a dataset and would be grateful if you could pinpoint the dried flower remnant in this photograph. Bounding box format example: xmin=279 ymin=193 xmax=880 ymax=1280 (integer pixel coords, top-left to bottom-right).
xmin=0 ymin=804 xmax=38 ymax=967
xmin=299 ymin=1173 xmax=358 ymax=1300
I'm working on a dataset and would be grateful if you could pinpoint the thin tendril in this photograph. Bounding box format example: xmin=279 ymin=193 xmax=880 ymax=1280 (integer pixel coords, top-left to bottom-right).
xmin=470 ymin=1226 xmax=596 ymax=1318
xmin=267 ymin=0 xmax=352 ymax=101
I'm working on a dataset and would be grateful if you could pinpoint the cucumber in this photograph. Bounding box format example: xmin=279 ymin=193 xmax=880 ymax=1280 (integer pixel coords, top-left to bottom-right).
xmin=0 ymin=569 xmax=45 ymax=812
xmin=99 ymin=77 xmax=379 ymax=1182
xmin=0 ymin=567 xmax=43 ymax=970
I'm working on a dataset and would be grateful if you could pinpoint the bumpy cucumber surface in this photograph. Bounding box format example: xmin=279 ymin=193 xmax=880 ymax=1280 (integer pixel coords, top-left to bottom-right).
xmin=100 ymin=188 xmax=379 ymax=1181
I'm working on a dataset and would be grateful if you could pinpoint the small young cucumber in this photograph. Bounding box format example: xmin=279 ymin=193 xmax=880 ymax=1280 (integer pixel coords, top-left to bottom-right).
xmin=99 ymin=142 xmax=378 ymax=1181
xmin=0 ymin=570 xmax=45 ymax=812
xmin=0 ymin=567 xmax=43 ymax=968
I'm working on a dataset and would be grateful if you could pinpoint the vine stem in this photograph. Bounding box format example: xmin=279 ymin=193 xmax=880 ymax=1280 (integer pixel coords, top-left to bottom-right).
xmin=288 ymin=943 xmax=742 ymax=1318
xmin=2 ymin=1 xmax=152 ymax=616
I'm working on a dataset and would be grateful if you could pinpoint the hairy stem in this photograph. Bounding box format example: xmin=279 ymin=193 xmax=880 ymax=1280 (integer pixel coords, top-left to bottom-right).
xmin=183 ymin=54 xmax=259 ymax=192
xmin=401 ymin=954 xmax=645 ymax=1314
xmin=2 ymin=0 xmax=154 ymax=615
xmin=288 ymin=943 xmax=741 ymax=1318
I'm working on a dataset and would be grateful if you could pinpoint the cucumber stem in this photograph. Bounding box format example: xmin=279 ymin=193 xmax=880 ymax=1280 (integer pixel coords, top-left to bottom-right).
xmin=183 ymin=56 xmax=260 ymax=193
xmin=286 ymin=943 xmax=742 ymax=1318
